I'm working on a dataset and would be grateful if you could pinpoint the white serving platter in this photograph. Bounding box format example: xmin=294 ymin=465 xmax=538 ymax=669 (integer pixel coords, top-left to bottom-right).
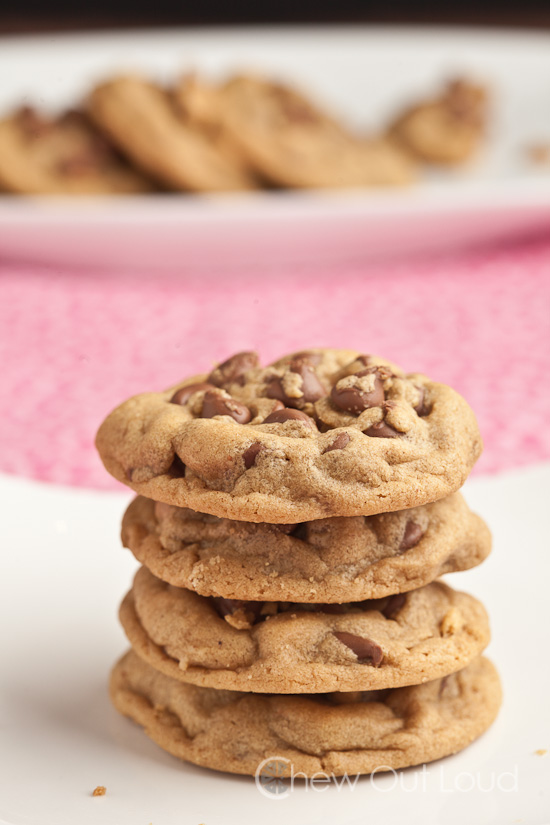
xmin=0 ymin=464 xmax=549 ymax=824
xmin=1 ymin=25 xmax=550 ymax=267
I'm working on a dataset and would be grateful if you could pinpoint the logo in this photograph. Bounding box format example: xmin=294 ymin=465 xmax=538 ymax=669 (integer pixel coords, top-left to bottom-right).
xmin=255 ymin=757 xmax=291 ymax=799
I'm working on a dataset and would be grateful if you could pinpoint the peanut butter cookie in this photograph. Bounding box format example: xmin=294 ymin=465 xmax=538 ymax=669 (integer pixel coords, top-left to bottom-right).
xmin=122 ymin=492 xmax=490 ymax=602
xmin=120 ymin=568 xmax=490 ymax=693
xmin=110 ymin=650 xmax=501 ymax=776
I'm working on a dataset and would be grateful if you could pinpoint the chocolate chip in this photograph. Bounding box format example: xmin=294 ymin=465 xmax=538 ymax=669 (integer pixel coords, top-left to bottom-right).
xmin=170 ymin=382 xmax=214 ymax=405
xmin=272 ymin=523 xmax=295 ymax=534
xmin=363 ymin=421 xmax=399 ymax=438
xmin=399 ymin=521 xmax=424 ymax=552
xmin=57 ymin=153 xmax=101 ymax=176
xmin=333 ymin=632 xmax=384 ymax=666
xmin=208 ymin=351 xmax=259 ymax=387
xmin=414 ymin=386 xmax=430 ymax=417
xmin=16 ymin=106 xmax=51 ymax=138
xmin=211 ymin=597 xmax=241 ymax=617
xmin=242 ymin=442 xmax=264 ymax=469
xmin=212 ymin=597 xmax=263 ymax=624
xmin=266 ymin=359 xmax=325 ymax=407
xmin=331 ymin=368 xmax=385 ymax=414
xmin=201 ymin=391 xmax=251 ymax=424
xmin=319 ymin=603 xmax=349 ymax=615
xmin=290 ymin=522 xmax=309 ymax=541
xmin=438 ymin=674 xmax=450 ymax=697
xmin=323 ymin=432 xmax=350 ymax=453
xmin=357 ymin=354 xmax=373 ymax=366
xmin=381 ymin=593 xmax=407 ymax=620
xmin=263 ymin=408 xmax=315 ymax=428
xmin=292 ymin=351 xmax=323 ymax=366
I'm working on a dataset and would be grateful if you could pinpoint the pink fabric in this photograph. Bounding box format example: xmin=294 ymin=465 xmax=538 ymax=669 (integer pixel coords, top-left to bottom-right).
xmin=1 ymin=236 xmax=549 ymax=490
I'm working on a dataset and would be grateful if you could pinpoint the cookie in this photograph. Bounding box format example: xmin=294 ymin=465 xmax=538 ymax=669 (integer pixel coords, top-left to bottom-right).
xmin=122 ymin=492 xmax=491 ymax=602
xmin=120 ymin=569 xmax=490 ymax=693
xmin=0 ymin=107 xmax=152 ymax=194
xmin=96 ymin=348 xmax=483 ymax=523
xmin=111 ymin=650 xmax=501 ymax=776
xmin=87 ymin=76 xmax=256 ymax=192
xmin=389 ymin=79 xmax=487 ymax=165
xmin=174 ymin=73 xmax=416 ymax=188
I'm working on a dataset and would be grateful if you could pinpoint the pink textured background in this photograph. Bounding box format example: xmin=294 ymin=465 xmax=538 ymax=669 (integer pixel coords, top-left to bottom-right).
xmin=1 ymin=236 xmax=549 ymax=490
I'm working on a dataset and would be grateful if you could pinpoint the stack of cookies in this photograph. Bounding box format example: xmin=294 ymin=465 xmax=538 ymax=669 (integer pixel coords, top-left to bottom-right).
xmin=96 ymin=348 xmax=501 ymax=778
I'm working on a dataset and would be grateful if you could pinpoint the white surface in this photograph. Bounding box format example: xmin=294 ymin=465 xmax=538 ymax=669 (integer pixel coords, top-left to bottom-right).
xmin=1 ymin=26 xmax=550 ymax=267
xmin=0 ymin=464 xmax=549 ymax=825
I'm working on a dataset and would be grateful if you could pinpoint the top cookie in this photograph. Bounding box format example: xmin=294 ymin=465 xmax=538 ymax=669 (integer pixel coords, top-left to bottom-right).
xmin=96 ymin=348 xmax=482 ymax=522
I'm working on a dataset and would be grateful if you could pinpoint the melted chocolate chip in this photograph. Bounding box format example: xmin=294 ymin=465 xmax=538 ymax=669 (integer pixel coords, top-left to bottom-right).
xmin=212 ymin=598 xmax=263 ymax=623
xmin=363 ymin=421 xmax=399 ymax=438
xmin=170 ymin=382 xmax=214 ymax=405
xmin=330 ymin=367 xmax=385 ymax=414
xmin=266 ymin=359 xmax=325 ymax=407
xmin=263 ymin=408 xmax=315 ymax=428
xmin=381 ymin=593 xmax=407 ymax=620
xmin=212 ymin=597 xmax=242 ymax=617
xmin=16 ymin=106 xmax=51 ymax=138
xmin=290 ymin=523 xmax=309 ymax=541
xmin=201 ymin=391 xmax=251 ymax=424
xmin=57 ymin=153 xmax=101 ymax=176
xmin=322 ymin=432 xmax=350 ymax=454
xmin=333 ymin=632 xmax=384 ymax=666
xmin=318 ymin=603 xmax=349 ymax=615
xmin=208 ymin=351 xmax=259 ymax=387
xmin=399 ymin=521 xmax=424 ymax=552
xmin=292 ymin=350 xmax=323 ymax=366
xmin=414 ymin=386 xmax=431 ymax=417
xmin=242 ymin=442 xmax=264 ymax=469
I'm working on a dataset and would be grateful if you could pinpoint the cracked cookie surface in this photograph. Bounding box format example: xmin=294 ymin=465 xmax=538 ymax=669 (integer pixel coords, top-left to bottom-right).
xmin=110 ymin=651 xmax=501 ymax=776
xmin=120 ymin=568 xmax=490 ymax=693
xmin=96 ymin=348 xmax=483 ymax=523
xmin=122 ymin=492 xmax=491 ymax=602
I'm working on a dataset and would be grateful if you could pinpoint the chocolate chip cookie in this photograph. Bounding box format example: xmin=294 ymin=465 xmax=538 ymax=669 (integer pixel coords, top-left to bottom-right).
xmin=389 ymin=79 xmax=487 ymax=165
xmin=122 ymin=492 xmax=491 ymax=602
xmin=174 ymin=73 xmax=416 ymax=188
xmin=0 ymin=107 xmax=152 ymax=194
xmin=120 ymin=568 xmax=490 ymax=693
xmin=87 ymin=76 xmax=256 ymax=192
xmin=96 ymin=349 xmax=483 ymax=523
xmin=111 ymin=650 xmax=501 ymax=776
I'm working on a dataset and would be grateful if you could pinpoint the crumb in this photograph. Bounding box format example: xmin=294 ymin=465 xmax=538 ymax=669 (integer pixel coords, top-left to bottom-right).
xmin=526 ymin=143 xmax=550 ymax=165
xmin=92 ymin=785 xmax=106 ymax=796
xmin=534 ymin=748 xmax=547 ymax=756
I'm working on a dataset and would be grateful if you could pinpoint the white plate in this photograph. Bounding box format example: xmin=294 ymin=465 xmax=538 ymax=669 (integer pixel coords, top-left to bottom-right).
xmin=1 ymin=26 xmax=550 ymax=267
xmin=1 ymin=464 xmax=549 ymax=825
